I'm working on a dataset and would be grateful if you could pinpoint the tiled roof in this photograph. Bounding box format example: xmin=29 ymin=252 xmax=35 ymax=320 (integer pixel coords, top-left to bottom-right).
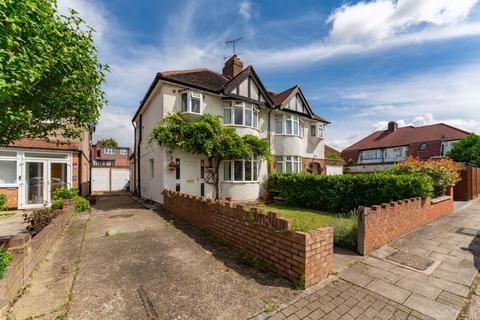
xmin=158 ymin=69 xmax=229 ymax=93
xmin=9 ymin=138 xmax=81 ymax=151
xmin=325 ymin=145 xmax=341 ymax=155
xmin=343 ymin=123 xmax=470 ymax=152
xmin=269 ymin=85 xmax=298 ymax=106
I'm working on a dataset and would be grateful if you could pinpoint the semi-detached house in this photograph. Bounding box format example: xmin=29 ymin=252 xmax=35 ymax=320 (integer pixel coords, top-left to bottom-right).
xmin=132 ymin=55 xmax=336 ymax=203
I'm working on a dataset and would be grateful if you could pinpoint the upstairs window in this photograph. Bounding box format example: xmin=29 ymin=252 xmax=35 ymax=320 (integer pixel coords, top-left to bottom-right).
xmin=119 ymin=149 xmax=128 ymax=155
xmin=180 ymin=91 xmax=203 ymax=114
xmin=223 ymin=101 xmax=259 ymax=129
xmin=103 ymin=148 xmax=115 ymax=155
xmin=310 ymin=123 xmax=325 ymax=138
xmin=275 ymin=114 xmax=302 ymax=137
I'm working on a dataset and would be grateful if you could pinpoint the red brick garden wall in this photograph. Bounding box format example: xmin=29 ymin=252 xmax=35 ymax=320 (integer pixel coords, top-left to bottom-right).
xmin=0 ymin=201 xmax=74 ymax=315
xmin=358 ymin=188 xmax=453 ymax=255
xmin=0 ymin=187 xmax=18 ymax=209
xmin=163 ymin=191 xmax=333 ymax=288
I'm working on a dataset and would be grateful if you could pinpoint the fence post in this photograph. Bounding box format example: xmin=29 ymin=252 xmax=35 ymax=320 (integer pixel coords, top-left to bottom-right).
xmin=357 ymin=206 xmax=366 ymax=256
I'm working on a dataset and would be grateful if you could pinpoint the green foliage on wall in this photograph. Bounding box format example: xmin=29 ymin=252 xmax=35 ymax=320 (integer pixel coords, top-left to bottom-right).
xmin=447 ymin=134 xmax=480 ymax=166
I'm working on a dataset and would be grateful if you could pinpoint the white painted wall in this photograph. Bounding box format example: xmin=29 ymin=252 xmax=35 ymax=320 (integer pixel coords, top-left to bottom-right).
xmin=326 ymin=165 xmax=343 ymax=176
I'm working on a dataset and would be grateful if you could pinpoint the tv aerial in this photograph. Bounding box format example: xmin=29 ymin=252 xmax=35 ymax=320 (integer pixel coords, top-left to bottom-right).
xmin=225 ymin=37 xmax=244 ymax=56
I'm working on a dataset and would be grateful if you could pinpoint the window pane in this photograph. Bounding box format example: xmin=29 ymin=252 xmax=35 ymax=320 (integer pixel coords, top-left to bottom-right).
xmin=275 ymin=115 xmax=282 ymax=134
xmin=294 ymin=162 xmax=299 ymax=173
xmin=234 ymin=107 xmax=243 ymax=125
xmin=294 ymin=121 xmax=299 ymax=135
xmin=181 ymin=93 xmax=188 ymax=112
xmin=0 ymin=160 xmax=16 ymax=184
xmin=234 ymin=161 xmax=243 ymax=181
xmin=245 ymin=160 xmax=252 ymax=181
xmin=191 ymin=98 xmax=201 ymax=113
xmin=224 ymin=161 xmax=231 ymax=180
xmin=223 ymin=108 xmax=232 ymax=124
xmin=245 ymin=109 xmax=252 ymax=126
xmin=286 ymin=162 xmax=292 ymax=172
xmin=253 ymin=161 xmax=258 ymax=180
xmin=275 ymin=162 xmax=283 ymax=173
xmin=311 ymin=125 xmax=316 ymax=137
xmin=286 ymin=119 xmax=292 ymax=134
xmin=253 ymin=112 xmax=258 ymax=128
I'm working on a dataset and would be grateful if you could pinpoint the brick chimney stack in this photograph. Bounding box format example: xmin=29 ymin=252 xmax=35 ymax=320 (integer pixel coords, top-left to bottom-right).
xmin=388 ymin=121 xmax=398 ymax=132
xmin=222 ymin=55 xmax=243 ymax=79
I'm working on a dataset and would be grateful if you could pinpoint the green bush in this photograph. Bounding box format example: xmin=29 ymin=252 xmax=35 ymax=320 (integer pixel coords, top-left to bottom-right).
xmin=51 ymin=199 xmax=64 ymax=211
xmin=266 ymin=172 xmax=433 ymax=213
xmin=23 ymin=208 xmax=56 ymax=236
xmin=0 ymin=193 xmax=7 ymax=211
xmin=0 ymin=249 xmax=13 ymax=279
xmin=52 ymin=187 xmax=79 ymax=200
xmin=74 ymin=196 xmax=90 ymax=213
xmin=333 ymin=216 xmax=358 ymax=250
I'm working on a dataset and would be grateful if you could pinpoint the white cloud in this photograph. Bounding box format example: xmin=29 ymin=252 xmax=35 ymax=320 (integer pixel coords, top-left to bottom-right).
xmin=246 ymin=0 xmax=480 ymax=68
xmin=239 ymin=0 xmax=252 ymax=20
xmin=326 ymin=64 xmax=480 ymax=150
xmin=93 ymin=106 xmax=134 ymax=148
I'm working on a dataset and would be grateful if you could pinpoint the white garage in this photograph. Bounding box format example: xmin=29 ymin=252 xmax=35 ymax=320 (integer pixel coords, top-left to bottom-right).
xmin=92 ymin=167 xmax=130 ymax=192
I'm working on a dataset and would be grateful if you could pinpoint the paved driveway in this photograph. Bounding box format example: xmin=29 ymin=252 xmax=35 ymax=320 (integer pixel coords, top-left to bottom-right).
xmin=7 ymin=193 xmax=297 ymax=320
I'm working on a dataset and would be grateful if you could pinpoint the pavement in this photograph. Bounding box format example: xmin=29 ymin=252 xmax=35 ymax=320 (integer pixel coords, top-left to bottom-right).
xmin=0 ymin=212 xmax=28 ymax=238
xmin=5 ymin=193 xmax=298 ymax=320
xmin=258 ymin=199 xmax=480 ymax=320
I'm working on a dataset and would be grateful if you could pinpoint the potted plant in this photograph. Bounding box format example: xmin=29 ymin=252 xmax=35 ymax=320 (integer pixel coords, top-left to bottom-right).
xmin=168 ymin=161 xmax=176 ymax=171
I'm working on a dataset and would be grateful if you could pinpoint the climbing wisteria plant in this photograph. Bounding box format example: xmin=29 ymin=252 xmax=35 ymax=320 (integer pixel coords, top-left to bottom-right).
xmin=152 ymin=113 xmax=270 ymax=199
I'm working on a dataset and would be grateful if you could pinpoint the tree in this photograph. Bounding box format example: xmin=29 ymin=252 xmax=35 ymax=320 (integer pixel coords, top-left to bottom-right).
xmin=152 ymin=113 xmax=270 ymax=199
xmin=99 ymin=138 xmax=118 ymax=148
xmin=447 ymin=134 xmax=480 ymax=166
xmin=0 ymin=0 xmax=108 ymax=146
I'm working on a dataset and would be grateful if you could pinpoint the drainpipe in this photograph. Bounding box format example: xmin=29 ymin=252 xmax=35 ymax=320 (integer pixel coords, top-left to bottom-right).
xmin=136 ymin=115 xmax=143 ymax=197
xmin=267 ymin=108 xmax=272 ymax=175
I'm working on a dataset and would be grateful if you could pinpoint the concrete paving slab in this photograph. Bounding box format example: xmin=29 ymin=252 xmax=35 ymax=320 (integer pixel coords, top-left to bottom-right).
xmin=395 ymin=277 xmax=441 ymax=300
xmin=404 ymin=294 xmax=458 ymax=320
xmin=366 ymin=279 xmax=411 ymax=304
xmin=339 ymin=269 xmax=374 ymax=288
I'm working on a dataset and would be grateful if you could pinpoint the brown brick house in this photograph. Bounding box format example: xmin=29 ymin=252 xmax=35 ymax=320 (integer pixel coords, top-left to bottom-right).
xmin=0 ymin=133 xmax=91 ymax=209
xmin=91 ymin=143 xmax=130 ymax=167
xmin=341 ymin=121 xmax=470 ymax=173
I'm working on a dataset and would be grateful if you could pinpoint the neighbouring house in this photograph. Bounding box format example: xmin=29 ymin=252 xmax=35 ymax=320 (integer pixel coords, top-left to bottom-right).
xmin=341 ymin=121 xmax=470 ymax=173
xmin=90 ymin=142 xmax=130 ymax=192
xmin=132 ymin=55 xmax=334 ymax=203
xmin=325 ymin=145 xmax=344 ymax=175
xmin=0 ymin=133 xmax=92 ymax=209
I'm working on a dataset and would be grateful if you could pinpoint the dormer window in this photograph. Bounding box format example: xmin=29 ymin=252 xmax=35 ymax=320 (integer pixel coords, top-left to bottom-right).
xmin=223 ymin=101 xmax=259 ymax=129
xmin=180 ymin=91 xmax=203 ymax=114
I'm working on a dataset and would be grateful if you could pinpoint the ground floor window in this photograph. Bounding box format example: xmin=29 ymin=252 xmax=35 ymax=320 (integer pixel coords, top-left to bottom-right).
xmin=0 ymin=160 xmax=17 ymax=185
xmin=223 ymin=156 xmax=258 ymax=182
xmin=275 ymin=156 xmax=302 ymax=173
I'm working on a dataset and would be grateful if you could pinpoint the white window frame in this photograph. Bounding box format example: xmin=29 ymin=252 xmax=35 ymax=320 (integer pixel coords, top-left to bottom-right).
xmin=119 ymin=149 xmax=128 ymax=155
xmin=310 ymin=123 xmax=325 ymax=138
xmin=222 ymin=101 xmax=259 ymax=129
xmin=103 ymin=148 xmax=115 ymax=155
xmin=223 ymin=155 xmax=259 ymax=182
xmin=180 ymin=90 xmax=203 ymax=114
xmin=0 ymin=152 xmax=19 ymax=187
xmin=275 ymin=113 xmax=302 ymax=137
xmin=275 ymin=156 xmax=302 ymax=173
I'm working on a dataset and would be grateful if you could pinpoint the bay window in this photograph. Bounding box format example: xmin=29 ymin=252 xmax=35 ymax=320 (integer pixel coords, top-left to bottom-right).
xmin=223 ymin=101 xmax=259 ymax=129
xmin=310 ymin=123 xmax=325 ymax=138
xmin=180 ymin=90 xmax=203 ymax=114
xmin=223 ymin=156 xmax=259 ymax=182
xmin=275 ymin=114 xmax=302 ymax=137
xmin=275 ymin=156 xmax=302 ymax=173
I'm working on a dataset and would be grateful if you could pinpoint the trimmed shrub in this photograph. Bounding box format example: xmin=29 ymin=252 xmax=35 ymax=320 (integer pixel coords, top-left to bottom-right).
xmin=52 ymin=187 xmax=79 ymax=200
xmin=266 ymin=172 xmax=433 ymax=213
xmin=24 ymin=208 xmax=57 ymax=236
xmin=0 ymin=193 xmax=7 ymax=211
xmin=0 ymin=249 xmax=13 ymax=279
xmin=388 ymin=156 xmax=460 ymax=197
xmin=51 ymin=199 xmax=64 ymax=211
xmin=74 ymin=196 xmax=90 ymax=213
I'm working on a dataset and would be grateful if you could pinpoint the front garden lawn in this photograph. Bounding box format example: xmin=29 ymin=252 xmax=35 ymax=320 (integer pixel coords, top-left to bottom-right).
xmin=252 ymin=203 xmax=358 ymax=250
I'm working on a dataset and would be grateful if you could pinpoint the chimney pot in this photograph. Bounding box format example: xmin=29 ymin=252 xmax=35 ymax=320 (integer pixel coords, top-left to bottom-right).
xmin=388 ymin=121 xmax=398 ymax=132
xmin=223 ymin=55 xmax=243 ymax=79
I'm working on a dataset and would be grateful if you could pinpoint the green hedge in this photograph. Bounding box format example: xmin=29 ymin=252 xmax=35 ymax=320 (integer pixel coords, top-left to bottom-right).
xmin=266 ymin=172 xmax=433 ymax=213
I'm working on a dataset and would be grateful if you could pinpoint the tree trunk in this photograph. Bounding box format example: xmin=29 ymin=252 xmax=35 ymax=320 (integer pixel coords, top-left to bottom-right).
xmin=213 ymin=158 xmax=221 ymax=199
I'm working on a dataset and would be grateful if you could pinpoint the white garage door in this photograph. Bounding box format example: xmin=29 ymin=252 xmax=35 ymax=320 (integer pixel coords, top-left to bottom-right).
xmin=111 ymin=168 xmax=130 ymax=191
xmin=92 ymin=168 xmax=110 ymax=192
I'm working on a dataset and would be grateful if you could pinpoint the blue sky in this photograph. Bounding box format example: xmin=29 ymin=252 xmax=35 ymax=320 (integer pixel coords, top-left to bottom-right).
xmin=57 ymin=0 xmax=480 ymax=150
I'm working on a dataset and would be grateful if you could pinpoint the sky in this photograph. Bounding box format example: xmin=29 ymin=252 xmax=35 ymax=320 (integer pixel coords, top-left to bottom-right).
xmin=56 ymin=0 xmax=480 ymax=151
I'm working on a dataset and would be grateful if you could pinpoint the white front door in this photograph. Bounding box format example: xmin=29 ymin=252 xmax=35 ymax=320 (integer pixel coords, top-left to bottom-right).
xmin=182 ymin=160 xmax=199 ymax=196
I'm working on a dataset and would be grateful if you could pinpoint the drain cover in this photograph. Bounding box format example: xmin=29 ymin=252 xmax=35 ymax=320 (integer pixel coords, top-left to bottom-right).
xmin=456 ymin=228 xmax=480 ymax=236
xmin=108 ymin=214 xmax=133 ymax=219
xmin=386 ymin=251 xmax=434 ymax=271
